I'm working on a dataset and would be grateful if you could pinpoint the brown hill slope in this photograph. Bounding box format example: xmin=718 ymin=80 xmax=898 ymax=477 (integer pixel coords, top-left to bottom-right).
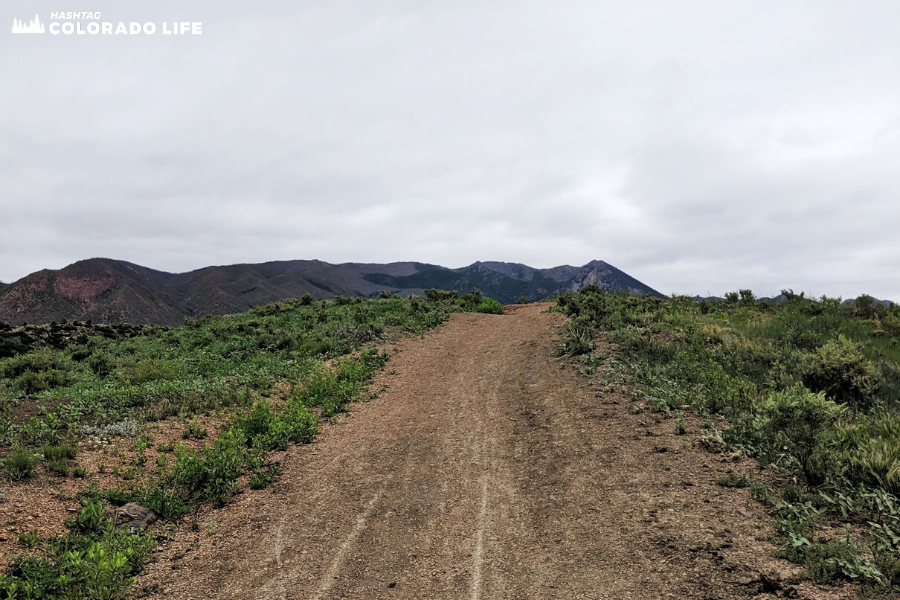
xmin=0 ymin=259 xmax=183 ymax=326
xmin=0 ymin=258 xmax=660 ymax=326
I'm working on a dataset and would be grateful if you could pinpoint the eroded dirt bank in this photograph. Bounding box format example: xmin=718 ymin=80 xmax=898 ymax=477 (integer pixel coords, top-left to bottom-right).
xmin=138 ymin=303 xmax=829 ymax=600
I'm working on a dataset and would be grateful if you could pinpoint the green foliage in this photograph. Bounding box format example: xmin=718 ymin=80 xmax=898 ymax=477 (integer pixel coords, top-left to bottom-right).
xmin=4 ymin=446 xmax=37 ymax=481
xmin=717 ymin=471 xmax=750 ymax=488
xmin=18 ymin=530 xmax=42 ymax=548
xmin=249 ymin=463 xmax=280 ymax=490
xmin=557 ymin=285 xmax=900 ymax=591
xmin=555 ymin=320 xmax=594 ymax=357
xmin=424 ymin=289 xmax=458 ymax=303
xmin=741 ymin=386 xmax=844 ymax=484
xmin=66 ymin=498 xmax=109 ymax=535
xmin=114 ymin=357 xmax=183 ymax=385
xmin=804 ymin=335 xmax=882 ymax=408
xmin=232 ymin=400 xmax=318 ymax=451
xmin=166 ymin=430 xmax=247 ymax=508
xmin=0 ymin=295 xmax=451 ymax=448
xmin=516 ymin=296 xmax=529 ymax=304
xmin=453 ymin=290 xmax=496 ymax=313
xmin=0 ymin=497 xmax=155 ymax=600
xmin=474 ymin=297 xmax=504 ymax=315
xmin=294 ymin=349 xmax=388 ymax=418
xmin=836 ymin=415 xmax=900 ymax=495
xmin=41 ymin=442 xmax=77 ymax=462
xmin=182 ymin=420 xmax=207 ymax=440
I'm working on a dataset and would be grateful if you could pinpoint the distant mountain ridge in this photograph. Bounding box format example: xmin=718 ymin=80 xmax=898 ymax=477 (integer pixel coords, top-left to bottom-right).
xmin=0 ymin=258 xmax=660 ymax=326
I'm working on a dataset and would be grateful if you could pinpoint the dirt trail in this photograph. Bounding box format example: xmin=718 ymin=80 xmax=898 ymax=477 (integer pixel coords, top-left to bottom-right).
xmin=139 ymin=304 xmax=824 ymax=600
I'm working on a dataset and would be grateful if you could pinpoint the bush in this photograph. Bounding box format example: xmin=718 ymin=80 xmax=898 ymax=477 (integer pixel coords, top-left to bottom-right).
xmin=742 ymin=385 xmax=845 ymax=484
xmin=249 ymin=464 xmax=280 ymax=489
xmin=232 ymin=400 xmax=318 ymax=451
xmin=18 ymin=529 xmax=42 ymax=548
xmin=294 ymin=350 xmax=386 ymax=417
xmin=5 ymin=446 xmax=37 ymax=481
xmin=41 ymin=442 xmax=77 ymax=461
xmin=167 ymin=430 xmax=247 ymax=507
xmin=556 ymin=320 xmax=594 ymax=357
xmin=425 ymin=289 xmax=458 ymax=302
xmin=65 ymin=498 xmax=110 ymax=535
xmin=837 ymin=416 xmax=900 ymax=493
xmin=182 ymin=420 xmax=207 ymax=440
xmin=516 ymin=296 xmax=529 ymax=304
xmin=855 ymin=294 xmax=885 ymax=320
xmin=475 ymin=298 xmax=504 ymax=314
xmin=115 ymin=357 xmax=183 ymax=385
xmin=803 ymin=335 xmax=882 ymax=408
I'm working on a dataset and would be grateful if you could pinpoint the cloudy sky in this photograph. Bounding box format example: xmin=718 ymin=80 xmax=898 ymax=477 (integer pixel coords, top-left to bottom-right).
xmin=1 ymin=1 xmax=898 ymax=299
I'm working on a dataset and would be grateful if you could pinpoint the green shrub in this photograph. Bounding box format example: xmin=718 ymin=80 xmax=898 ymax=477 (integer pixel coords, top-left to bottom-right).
xmin=42 ymin=442 xmax=77 ymax=461
xmin=475 ymin=298 xmax=504 ymax=314
xmin=167 ymin=429 xmax=247 ymax=507
xmin=182 ymin=419 xmax=207 ymax=440
xmin=801 ymin=535 xmax=885 ymax=587
xmin=0 ymin=347 xmax=56 ymax=379
xmin=42 ymin=442 xmax=78 ymax=477
xmin=66 ymin=498 xmax=110 ymax=535
xmin=837 ymin=416 xmax=900 ymax=493
xmin=425 ymin=289 xmax=458 ymax=302
xmin=743 ymin=385 xmax=845 ymax=484
xmin=5 ymin=445 xmax=37 ymax=481
xmin=115 ymin=357 xmax=183 ymax=385
xmin=87 ymin=352 xmax=115 ymax=378
xmin=232 ymin=400 xmax=318 ymax=451
xmin=18 ymin=529 xmax=42 ymax=547
xmin=555 ymin=320 xmax=594 ymax=357
xmin=249 ymin=464 xmax=280 ymax=489
xmin=516 ymin=296 xmax=529 ymax=304
xmin=804 ymin=335 xmax=882 ymax=407
xmin=2 ymin=524 xmax=155 ymax=600
xmin=717 ymin=471 xmax=750 ymax=488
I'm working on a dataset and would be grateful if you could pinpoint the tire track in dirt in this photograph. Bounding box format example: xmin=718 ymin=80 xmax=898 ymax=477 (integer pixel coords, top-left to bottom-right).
xmin=138 ymin=304 xmax=819 ymax=600
xmin=312 ymin=489 xmax=385 ymax=600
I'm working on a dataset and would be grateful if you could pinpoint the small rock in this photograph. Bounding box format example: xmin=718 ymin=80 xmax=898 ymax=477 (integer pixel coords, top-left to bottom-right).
xmin=115 ymin=503 xmax=157 ymax=530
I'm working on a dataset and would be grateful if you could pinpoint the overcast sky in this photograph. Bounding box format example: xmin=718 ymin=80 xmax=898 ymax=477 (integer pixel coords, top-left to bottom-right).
xmin=1 ymin=1 xmax=898 ymax=299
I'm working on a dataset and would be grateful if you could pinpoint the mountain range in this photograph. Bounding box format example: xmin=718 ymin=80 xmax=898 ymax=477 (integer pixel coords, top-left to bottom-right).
xmin=0 ymin=258 xmax=660 ymax=326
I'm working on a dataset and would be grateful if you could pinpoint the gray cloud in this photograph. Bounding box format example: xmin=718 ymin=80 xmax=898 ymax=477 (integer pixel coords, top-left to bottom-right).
xmin=1 ymin=0 xmax=898 ymax=300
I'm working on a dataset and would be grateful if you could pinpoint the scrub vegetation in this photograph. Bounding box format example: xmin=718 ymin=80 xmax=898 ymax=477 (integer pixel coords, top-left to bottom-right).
xmin=557 ymin=286 xmax=900 ymax=593
xmin=0 ymin=290 xmax=499 ymax=599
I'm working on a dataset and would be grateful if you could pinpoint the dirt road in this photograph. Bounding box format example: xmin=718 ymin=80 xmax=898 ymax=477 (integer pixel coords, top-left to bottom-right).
xmin=139 ymin=304 xmax=819 ymax=599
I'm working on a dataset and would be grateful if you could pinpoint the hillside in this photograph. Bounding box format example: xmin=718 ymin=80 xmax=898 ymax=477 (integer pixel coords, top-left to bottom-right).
xmin=0 ymin=258 xmax=660 ymax=326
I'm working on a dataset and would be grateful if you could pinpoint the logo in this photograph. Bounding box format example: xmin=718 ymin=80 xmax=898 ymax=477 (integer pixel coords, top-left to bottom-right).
xmin=9 ymin=12 xmax=202 ymax=37
xmin=11 ymin=14 xmax=45 ymax=33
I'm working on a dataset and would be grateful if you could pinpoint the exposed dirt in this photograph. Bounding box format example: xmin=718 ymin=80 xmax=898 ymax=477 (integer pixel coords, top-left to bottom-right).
xmin=0 ymin=412 xmax=228 ymax=564
xmin=135 ymin=304 xmax=850 ymax=599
